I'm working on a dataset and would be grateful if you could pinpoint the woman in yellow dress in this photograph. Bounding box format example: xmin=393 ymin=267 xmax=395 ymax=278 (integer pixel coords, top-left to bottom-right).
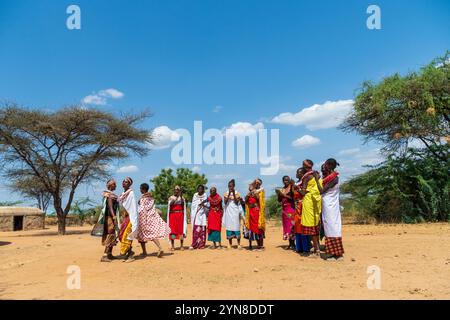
xmin=300 ymin=161 xmax=322 ymax=256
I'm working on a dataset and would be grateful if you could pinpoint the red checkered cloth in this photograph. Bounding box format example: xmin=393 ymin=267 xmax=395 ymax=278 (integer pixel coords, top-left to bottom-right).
xmin=325 ymin=237 xmax=344 ymax=256
xmin=301 ymin=225 xmax=320 ymax=236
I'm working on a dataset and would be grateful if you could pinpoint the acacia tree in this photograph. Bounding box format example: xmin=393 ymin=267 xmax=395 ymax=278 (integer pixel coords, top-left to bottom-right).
xmin=0 ymin=103 xmax=152 ymax=234
xmin=8 ymin=176 xmax=52 ymax=212
xmin=340 ymin=52 xmax=450 ymax=223
xmin=341 ymin=52 xmax=449 ymax=162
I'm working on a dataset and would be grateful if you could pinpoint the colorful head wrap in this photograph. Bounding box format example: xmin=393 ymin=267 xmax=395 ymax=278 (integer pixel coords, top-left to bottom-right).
xmin=106 ymin=179 xmax=116 ymax=189
xmin=124 ymin=177 xmax=133 ymax=185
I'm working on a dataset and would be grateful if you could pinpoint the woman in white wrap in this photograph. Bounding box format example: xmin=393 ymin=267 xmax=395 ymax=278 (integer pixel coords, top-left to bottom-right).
xmin=189 ymin=185 xmax=208 ymax=250
xmin=223 ymin=179 xmax=245 ymax=250
xmin=118 ymin=177 xmax=139 ymax=262
xmin=314 ymin=159 xmax=344 ymax=261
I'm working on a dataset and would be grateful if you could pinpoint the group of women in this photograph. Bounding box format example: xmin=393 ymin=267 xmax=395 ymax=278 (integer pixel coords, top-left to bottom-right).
xmin=94 ymin=158 xmax=344 ymax=262
xmin=168 ymin=178 xmax=266 ymax=251
xmin=94 ymin=177 xmax=170 ymax=262
xmin=276 ymin=158 xmax=344 ymax=261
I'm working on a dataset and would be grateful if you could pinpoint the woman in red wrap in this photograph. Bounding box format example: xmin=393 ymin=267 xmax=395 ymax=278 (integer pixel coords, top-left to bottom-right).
xmin=167 ymin=186 xmax=187 ymax=251
xmin=245 ymin=181 xmax=266 ymax=250
xmin=205 ymin=187 xmax=223 ymax=249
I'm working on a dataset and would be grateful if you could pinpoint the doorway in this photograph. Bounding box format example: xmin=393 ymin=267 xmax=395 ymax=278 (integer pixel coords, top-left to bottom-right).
xmin=13 ymin=216 xmax=23 ymax=231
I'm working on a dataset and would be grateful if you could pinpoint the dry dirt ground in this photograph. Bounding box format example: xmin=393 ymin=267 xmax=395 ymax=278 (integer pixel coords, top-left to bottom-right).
xmin=1 ymin=222 xmax=450 ymax=300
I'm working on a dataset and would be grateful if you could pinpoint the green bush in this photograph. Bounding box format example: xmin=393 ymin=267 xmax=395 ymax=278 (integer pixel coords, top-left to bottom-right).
xmin=342 ymin=145 xmax=450 ymax=223
xmin=265 ymin=194 xmax=282 ymax=220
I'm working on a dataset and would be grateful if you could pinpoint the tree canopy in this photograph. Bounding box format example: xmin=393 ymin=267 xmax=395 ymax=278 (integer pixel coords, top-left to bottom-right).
xmin=150 ymin=168 xmax=208 ymax=204
xmin=341 ymin=52 xmax=450 ymax=223
xmin=341 ymin=52 xmax=449 ymax=162
xmin=0 ymin=103 xmax=152 ymax=234
xmin=8 ymin=175 xmax=52 ymax=212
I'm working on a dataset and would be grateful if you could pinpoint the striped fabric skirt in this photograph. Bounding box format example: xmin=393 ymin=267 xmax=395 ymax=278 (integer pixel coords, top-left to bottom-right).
xmin=325 ymin=237 xmax=344 ymax=257
xmin=301 ymin=225 xmax=320 ymax=236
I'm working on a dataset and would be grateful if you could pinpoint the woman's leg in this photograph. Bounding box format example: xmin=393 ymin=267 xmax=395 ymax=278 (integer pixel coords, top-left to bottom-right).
xmin=140 ymin=242 xmax=147 ymax=256
xmin=302 ymin=235 xmax=311 ymax=253
xmin=153 ymin=239 xmax=164 ymax=257
xmin=312 ymin=235 xmax=320 ymax=253
xmin=180 ymin=238 xmax=184 ymax=250
xmin=152 ymin=239 xmax=162 ymax=250
xmin=295 ymin=234 xmax=301 ymax=252
xmin=257 ymin=236 xmax=264 ymax=248
xmin=289 ymin=238 xmax=295 ymax=249
xmin=170 ymin=239 xmax=175 ymax=250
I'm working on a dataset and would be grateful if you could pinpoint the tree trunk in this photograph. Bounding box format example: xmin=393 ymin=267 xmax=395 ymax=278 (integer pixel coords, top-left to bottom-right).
xmin=53 ymin=196 xmax=66 ymax=235
xmin=57 ymin=213 xmax=66 ymax=235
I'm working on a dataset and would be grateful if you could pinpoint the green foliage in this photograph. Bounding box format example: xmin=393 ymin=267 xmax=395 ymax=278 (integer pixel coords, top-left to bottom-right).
xmin=265 ymin=194 xmax=282 ymax=220
xmin=157 ymin=205 xmax=168 ymax=221
xmin=341 ymin=52 xmax=450 ymax=223
xmin=341 ymin=146 xmax=450 ymax=223
xmin=150 ymin=168 xmax=208 ymax=204
xmin=69 ymin=197 xmax=99 ymax=224
xmin=341 ymin=52 xmax=449 ymax=161
xmin=0 ymin=200 xmax=23 ymax=206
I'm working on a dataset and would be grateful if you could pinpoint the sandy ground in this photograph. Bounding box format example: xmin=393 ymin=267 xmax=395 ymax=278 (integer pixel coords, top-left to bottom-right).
xmin=1 ymin=222 xmax=450 ymax=300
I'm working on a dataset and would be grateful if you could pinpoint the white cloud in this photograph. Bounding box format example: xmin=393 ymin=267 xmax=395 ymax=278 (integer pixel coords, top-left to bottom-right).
xmin=192 ymin=166 xmax=201 ymax=173
xmin=212 ymin=173 xmax=235 ymax=180
xmin=150 ymin=126 xmax=181 ymax=150
xmin=338 ymin=148 xmax=360 ymax=156
xmin=213 ymin=105 xmax=223 ymax=113
xmin=99 ymin=88 xmax=124 ymax=99
xmin=279 ymin=162 xmax=298 ymax=173
xmin=223 ymin=122 xmax=264 ymax=137
xmin=292 ymin=135 xmax=321 ymax=149
xmin=82 ymin=88 xmax=124 ymax=106
xmin=82 ymin=94 xmax=107 ymax=105
xmin=116 ymin=165 xmax=139 ymax=173
xmin=338 ymin=148 xmax=384 ymax=180
xmin=271 ymin=99 xmax=354 ymax=130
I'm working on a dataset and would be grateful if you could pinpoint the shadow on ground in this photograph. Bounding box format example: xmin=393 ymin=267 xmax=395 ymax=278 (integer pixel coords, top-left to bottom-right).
xmin=14 ymin=229 xmax=92 ymax=237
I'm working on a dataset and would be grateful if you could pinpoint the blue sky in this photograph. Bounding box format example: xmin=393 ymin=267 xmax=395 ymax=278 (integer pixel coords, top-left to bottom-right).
xmin=0 ymin=0 xmax=449 ymax=205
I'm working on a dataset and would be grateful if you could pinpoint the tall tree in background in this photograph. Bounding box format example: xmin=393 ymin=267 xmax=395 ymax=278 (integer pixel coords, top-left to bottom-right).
xmin=8 ymin=176 xmax=52 ymax=212
xmin=0 ymin=104 xmax=152 ymax=234
xmin=151 ymin=168 xmax=208 ymax=204
xmin=341 ymin=52 xmax=450 ymax=222
xmin=341 ymin=52 xmax=449 ymax=161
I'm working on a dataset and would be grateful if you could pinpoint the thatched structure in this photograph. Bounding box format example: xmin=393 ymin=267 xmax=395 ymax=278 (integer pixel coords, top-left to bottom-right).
xmin=0 ymin=207 xmax=45 ymax=231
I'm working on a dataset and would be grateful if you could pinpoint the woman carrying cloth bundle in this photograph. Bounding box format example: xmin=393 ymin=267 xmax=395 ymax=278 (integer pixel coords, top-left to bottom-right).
xmin=94 ymin=179 xmax=120 ymax=262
